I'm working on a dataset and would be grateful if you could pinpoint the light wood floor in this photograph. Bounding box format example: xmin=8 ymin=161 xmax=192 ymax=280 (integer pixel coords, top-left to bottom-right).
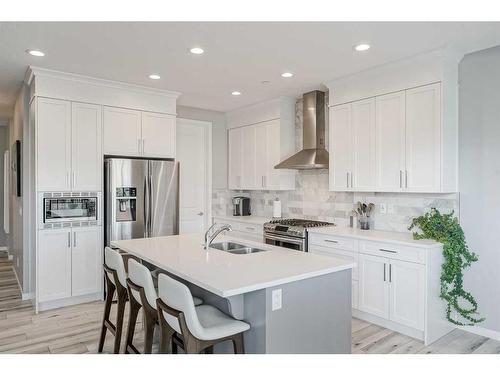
xmin=1 ymin=254 xmax=499 ymax=354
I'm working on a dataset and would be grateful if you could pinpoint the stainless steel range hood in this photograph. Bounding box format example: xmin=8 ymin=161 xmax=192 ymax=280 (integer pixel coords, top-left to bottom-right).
xmin=274 ymin=90 xmax=328 ymax=170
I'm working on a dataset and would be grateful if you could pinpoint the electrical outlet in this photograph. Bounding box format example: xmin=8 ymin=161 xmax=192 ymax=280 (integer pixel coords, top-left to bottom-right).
xmin=387 ymin=204 xmax=395 ymax=214
xmin=272 ymin=289 xmax=282 ymax=311
xmin=379 ymin=203 xmax=387 ymax=214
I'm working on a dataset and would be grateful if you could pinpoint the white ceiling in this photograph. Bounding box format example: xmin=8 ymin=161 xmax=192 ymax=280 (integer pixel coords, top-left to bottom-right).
xmin=1 ymin=22 xmax=500 ymax=116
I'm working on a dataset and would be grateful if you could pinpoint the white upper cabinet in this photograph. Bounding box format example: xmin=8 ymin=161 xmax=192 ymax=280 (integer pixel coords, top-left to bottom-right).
xmin=37 ymin=98 xmax=72 ymax=191
xmin=141 ymin=112 xmax=176 ymax=158
xmin=103 ymin=107 xmax=176 ymax=158
xmin=226 ymin=97 xmax=295 ymax=191
xmin=329 ymin=82 xmax=450 ymax=193
xmin=241 ymin=125 xmax=257 ymax=189
xmin=103 ymin=107 xmax=142 ymax=156
xmin=351 ymin=99 xmax=376 ymax=191
xmin=405 ymin=83 xmax=441 ymax=192
xmin=375 ymin=91 xmax=406 ymax=192
xmin=71 ymin=102 xmax=102 ymax=191
xmin=228 ymin=127 xmax=243 ymax=189
xmin=330 ymin=104 xmax=352 ymax=191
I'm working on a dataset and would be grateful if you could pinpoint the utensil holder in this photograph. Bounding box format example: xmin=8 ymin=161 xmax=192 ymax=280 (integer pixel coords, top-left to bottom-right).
xmin=358 ymin=217 xmax=370 ymax=230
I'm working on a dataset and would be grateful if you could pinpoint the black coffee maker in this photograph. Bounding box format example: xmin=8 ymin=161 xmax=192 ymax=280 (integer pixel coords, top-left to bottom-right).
xmin=232 ymin=196 xmax=251 ymax=216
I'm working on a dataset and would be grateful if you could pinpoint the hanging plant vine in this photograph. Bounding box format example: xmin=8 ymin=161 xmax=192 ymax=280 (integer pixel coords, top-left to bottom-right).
xmin=409 ymin=208 xmax=484 ymax=326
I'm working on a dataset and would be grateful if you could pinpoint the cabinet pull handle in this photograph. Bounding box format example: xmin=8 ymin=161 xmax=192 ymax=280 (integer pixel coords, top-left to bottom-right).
xmin=379 ymin=248 xmax=397 ymax=254
xmin=263 ymin=175 xmax=266 ymax=188
xmin=405 ymin=170 xmax=408 ymax=188
xmin=351 ymin=172 xmax=353 ymax=188
xmin=67 ymin=232 xmax=71 ymax=248
xmin=262 ymin=176 xmax=264 ymax=188
xmin=383 ymin=263 xmax=386 ymax=281
xmin=389 ymin=263 xmax=392 ymax=282
xmin=246 ymin=227 xmax=255 ymax=231
xmin=143 ymin=139 xmax=146 ymax=153
xmin=324 ymin=239 xmax=338 ymax=244
xmin=73 ymin=232 xmax=77 ymax=247
xmin=346 ymin=172 xmax=349 ymax=188
xmin=399 ymin=170 xmax=403 ymax=188
xmin=138 ymin=139 xmax=141 ymax=153
xmin=72 ymin=172 xmax=76 ymax=188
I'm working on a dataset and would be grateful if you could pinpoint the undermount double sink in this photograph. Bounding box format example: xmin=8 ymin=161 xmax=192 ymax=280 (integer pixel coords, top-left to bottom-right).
xmin=210 ymin=241 xmax=266 ymax=255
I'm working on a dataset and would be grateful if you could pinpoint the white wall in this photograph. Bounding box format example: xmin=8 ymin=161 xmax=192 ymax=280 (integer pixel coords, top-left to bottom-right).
xmin=0 ymin=125 xmax=9 ymax=247
xmin=459 ymin=45 xmax=500 ymax=333
xmin=8 ymin=85 xmax=30 ymax=292
xmin=176 ymin=105 xmax=227 ymax=189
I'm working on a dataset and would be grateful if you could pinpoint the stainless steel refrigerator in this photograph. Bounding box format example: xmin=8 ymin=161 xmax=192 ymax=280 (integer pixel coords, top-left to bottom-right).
xmin=104 ymin=158 xmax=179 ymax=247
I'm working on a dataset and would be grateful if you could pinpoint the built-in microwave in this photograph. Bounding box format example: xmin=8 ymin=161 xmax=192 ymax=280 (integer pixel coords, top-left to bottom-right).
xmin=39 ymin=192 xmax=101 ymax=229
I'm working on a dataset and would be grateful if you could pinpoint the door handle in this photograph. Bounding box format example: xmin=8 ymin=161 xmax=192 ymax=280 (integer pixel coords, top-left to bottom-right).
xmin=67 ymin=232 xmax=71 ymax=248
xmin=346 ymin=172 xmax=349 ymax=188
xmin=142 ymin=139 xmax=146 ymax=153
xmin=149 ymin=174 xmax=153 ymax=237
xmin=399 ymin=170 xmax=403 ymax=188
xmin=138 ymin=139 xmax=141 ymax=154
xmin=405 ymin=170 xmax=408 ymax=188
xmin=143 ymin=177 xmax=148 ymax=237
xmin=383 ymin=263 xmax=386 ymax=281
xmin=73 ymin=232 xmax=77 ymax=247
xmin=389 ymin=263 xmax=392 ymax=282
xmin=324 ymin=239 xmax=338 ymax=244
xmin=351 ymin=172 xmax=353 ymax=188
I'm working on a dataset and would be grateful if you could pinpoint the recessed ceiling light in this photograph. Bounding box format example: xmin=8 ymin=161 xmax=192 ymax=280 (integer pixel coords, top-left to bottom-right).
xmin=190 ymin=47 xmax=204 ymax=55
xmin=26 ymin=49 xmax=45 ymax=57
xmin=281 ymin=72 xmax=294 ymax=78
xmin=261 ymin=80 xmax=270 ymax=85
xmin=354 ymin=43 xmax=371 ymax=52
xmin=231 ymin=91 xmax=241 ymax=96
xmin=148 ymin=74 xmax=161 ymax=80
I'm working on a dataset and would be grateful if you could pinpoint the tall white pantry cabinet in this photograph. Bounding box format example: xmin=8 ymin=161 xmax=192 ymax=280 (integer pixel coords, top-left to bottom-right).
xmin=28 ymin=67 xmax=180 ymax=312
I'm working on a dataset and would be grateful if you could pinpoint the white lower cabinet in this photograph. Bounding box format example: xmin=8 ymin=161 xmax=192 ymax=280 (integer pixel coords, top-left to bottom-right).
xmin=308 ymin=232 xmax=449 ymax=345
xmin=212 ymin=217 xmax=264 ymax=243
xmin=38 ymin=227 xmax=102 ymax=307
xmin=38 ymin=229 xmax=72 ymax=303
xmin=71 ymin=227 xmax=102 ymax=297
xmin=358 ymin=254 xmax=390 ymax=319
xmin=388 ymin=259 xmax=425 ymax=330
xmin=358 ymin=253 xmax=425 ymax=330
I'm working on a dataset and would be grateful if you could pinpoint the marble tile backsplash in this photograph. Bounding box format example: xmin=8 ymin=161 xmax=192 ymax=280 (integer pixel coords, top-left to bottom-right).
xmin=213 ymin=97 xmax=459 ymax=233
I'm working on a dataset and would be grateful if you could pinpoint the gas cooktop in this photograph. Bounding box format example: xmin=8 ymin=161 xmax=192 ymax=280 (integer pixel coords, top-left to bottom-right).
xmin=264 ymin=218 xmax=335 ymax=238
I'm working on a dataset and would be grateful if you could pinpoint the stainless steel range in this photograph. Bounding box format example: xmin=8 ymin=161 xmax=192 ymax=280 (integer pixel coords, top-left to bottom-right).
xmin=263 ymin=218 xmax=335 ymax=252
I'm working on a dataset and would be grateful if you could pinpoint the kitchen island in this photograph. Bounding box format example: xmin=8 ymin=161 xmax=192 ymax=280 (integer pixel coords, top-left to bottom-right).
xmin=111 ymin=233 xmax=354 ymax=354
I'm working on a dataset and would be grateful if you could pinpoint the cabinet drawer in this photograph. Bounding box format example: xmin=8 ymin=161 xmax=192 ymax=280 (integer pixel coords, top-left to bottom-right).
xmin=309 ymin=234 xmax=356 ymax=252
xmin=239 ymin=223 xmax=262 ymax=234
xmin=214 ymin=219 xmax=241 ymax=231
xmin=310 ymin=245 xmax=358 ymax=280
xmin=359 ymin=240 xmax=426 ymax=264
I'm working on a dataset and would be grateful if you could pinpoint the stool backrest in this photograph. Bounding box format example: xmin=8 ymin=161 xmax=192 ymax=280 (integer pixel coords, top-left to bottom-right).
xmin=104 ymin=247 xmax=127 ymax=288
xmin=127 ymin=259 xmax=158 ymax=308
xmin=157 ymin=273 xmax=204 ymax=338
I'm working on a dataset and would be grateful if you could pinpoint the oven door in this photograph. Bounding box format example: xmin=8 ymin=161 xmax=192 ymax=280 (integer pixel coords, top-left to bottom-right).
xmin=264 ymin=233 xmax=306 ymax=252
xmin=44 ymin=197 xmax=98 ymax=223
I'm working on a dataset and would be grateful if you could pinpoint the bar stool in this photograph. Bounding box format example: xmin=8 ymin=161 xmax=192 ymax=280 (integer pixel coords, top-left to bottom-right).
xmin=156 ymin=273 xmax=251 ymax=354
xmin=98 ymin=247 xmax=134 ymax=353
xmin=125 ymin=259 xmax=203 ymax=354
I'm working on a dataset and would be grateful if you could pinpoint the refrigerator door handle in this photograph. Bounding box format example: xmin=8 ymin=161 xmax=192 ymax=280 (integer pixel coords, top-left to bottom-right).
xmin=149 ymin=174 xmax=154 ymax=237
xmin=143 ymin=176 xmax=149 ymax=238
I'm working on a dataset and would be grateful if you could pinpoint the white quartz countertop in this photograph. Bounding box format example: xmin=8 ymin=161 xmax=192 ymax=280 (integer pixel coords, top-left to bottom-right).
xmin=111 ymin=233 xmax=354 ymax=298
xmin=308 ymin=226 xmax=441 ymax=248
xmin=213 ymin=215 xmax=270 ymax=225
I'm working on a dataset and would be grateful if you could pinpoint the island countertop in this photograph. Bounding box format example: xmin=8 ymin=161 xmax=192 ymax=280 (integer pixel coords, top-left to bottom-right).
xmin=111 ymin=233 xmax=354 ymax=298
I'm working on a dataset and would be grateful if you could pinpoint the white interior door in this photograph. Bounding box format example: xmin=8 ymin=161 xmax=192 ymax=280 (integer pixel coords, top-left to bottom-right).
xmin=177 ymin=118 xmax=211 ymax=234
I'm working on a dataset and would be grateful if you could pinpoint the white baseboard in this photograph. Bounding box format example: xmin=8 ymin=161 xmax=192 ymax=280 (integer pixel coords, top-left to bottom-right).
xmin=459 ymin=325 xmax=500 ymax=341
xmin=22 ymin=292 xmax=34 ymax=301
xmin=37 ymin=292 xmax=103 ymax=312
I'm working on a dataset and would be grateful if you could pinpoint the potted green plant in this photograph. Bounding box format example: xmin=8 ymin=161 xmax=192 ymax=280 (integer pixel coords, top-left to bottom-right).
xmin=409 ymin=208 xmax=484 ymax=326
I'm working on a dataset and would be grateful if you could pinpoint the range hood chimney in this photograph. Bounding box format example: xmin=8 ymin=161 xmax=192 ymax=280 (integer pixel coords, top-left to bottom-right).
xmin=275 ymin=90 xmax=328 ymax=170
